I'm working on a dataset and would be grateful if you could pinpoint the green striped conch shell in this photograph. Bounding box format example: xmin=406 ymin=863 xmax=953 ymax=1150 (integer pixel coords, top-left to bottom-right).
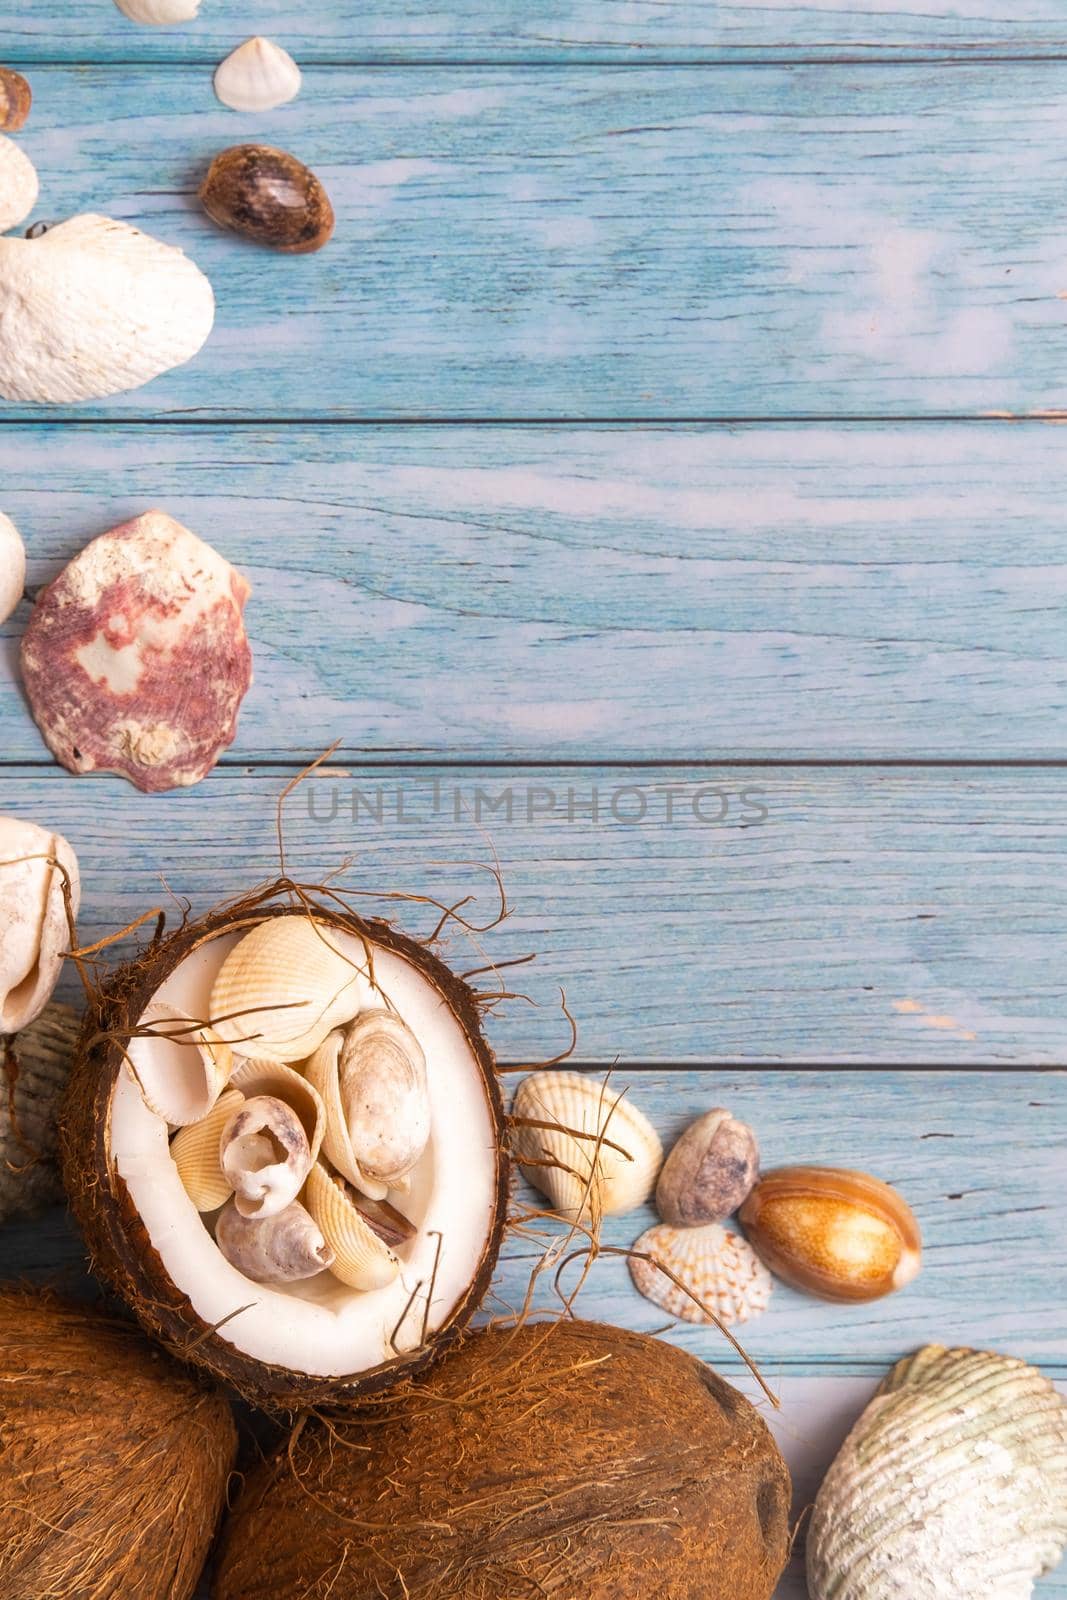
xmin=808 ymin=1345 xmax=1067 ymax=1600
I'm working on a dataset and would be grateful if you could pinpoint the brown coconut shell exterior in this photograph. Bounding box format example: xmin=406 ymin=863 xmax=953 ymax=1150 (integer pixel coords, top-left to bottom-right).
xmin=0 ymin=1287 xmax=236 ymax=1600
xmin=58 ymin=892 xmax=510 ymax=1413
xmin=213 ymin=1319 xmax=792 ymax=1600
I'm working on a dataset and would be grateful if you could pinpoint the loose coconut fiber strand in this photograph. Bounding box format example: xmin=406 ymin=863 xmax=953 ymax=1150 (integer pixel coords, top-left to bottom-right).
xmin=0 ymin=1290 xmax=236 ymax=1600
xmin=1 ymin=1002 xmax=81 ymax=1223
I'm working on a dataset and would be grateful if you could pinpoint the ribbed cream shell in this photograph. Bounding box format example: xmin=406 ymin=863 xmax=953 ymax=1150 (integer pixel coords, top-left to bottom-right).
xmin=629 ymin=1222 xmax=772 ymax=1326
xmin=511 ymin=1070 xmax=662 ymax=1222
xmin=305 ymin=1163 xmax=400 ymax=1291
xmin=209 ymin=917 xmax=365 ymax=1063
xmin=170 ymin=1089 xmax=244 ymax=1212
xmin=808 ymin=1345 xmax=1067 ymax=1600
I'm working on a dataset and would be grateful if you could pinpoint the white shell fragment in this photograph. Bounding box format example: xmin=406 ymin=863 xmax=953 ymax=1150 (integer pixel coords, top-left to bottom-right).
xmin=306 ymin=1161 xmax=401 ymax=1291
xmin=214 ymin=38 xmax=302 ymax=113
xmin=210 ymin=916 xmax=367 ymax=1064
xmin=0 ymin=816 xmax=79 ymax=1036
xmin=221 ymin=1094 xmax=313 ymax=1219
xmin=0 ymin=134 xmax=37 ymax=234
xmin=0 ymin=512 xmax=25 ymax=625
xmin=511 ymin=1070 xmax=663 ymax=1222
xmin=307 ymin=1011 xmax=429 ymax=1200
xmin=127 ymin=1002 xmax=233 ymax=1126
xmin=113 ymin=0 xmax=202 ymax=24
xmin=0 ymin=215 xmax=214 ymax=403
xmin=20 ymin=511 xmax=252 ymax=793
xmin=0 ymin=1001 xmax=81 ymax=1223
xmin=808 ymin=1345 xmax=1067 ymax=1600
xmin=169 ymin=1088 xmax=244 ymax=1212
xmin=215 ymin=1196 xmax=334 ymax=1284
xmin=629 ymin=1221 xmax=772 ymax=1327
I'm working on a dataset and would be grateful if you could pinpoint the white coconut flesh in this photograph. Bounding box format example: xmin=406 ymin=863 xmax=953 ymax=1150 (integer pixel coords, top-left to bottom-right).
xmin=112 ymin=927 xmax=499 ymax=1377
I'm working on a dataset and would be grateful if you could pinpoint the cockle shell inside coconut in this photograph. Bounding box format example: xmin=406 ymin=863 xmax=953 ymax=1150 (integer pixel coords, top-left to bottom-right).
xmin=306 ymin=1011 xmax=429 ymax=1199
xmin=807 ymin=1344 xmax=1067 ymax=1600
xmin=214 ymin=38 xmax=302 ymax=112
xmin=0 ymin=511 xmax=26 ymax=625
xmin=305 ymin=1161 xmax=402 ymax=1291
xmin=20 ymin=511 xmax=252 ymax=792
xmin=630 ymin=1221 xmax=773 ymax=1326
xmin=512 ymin=1070 xmax=663 ymax=1222
xmin=0 ymin=1000 xmax=81 ymax=1223
xmin=170 ymin=1088 xmax=244 ymax=1212
xmin=0 ymin=815 xmax=79 ymax=1037
xmin=0 ymin=133 xmax=37 ymax=234
xmin=0 ymin=215 xmax=214 ymax=403
xmin=210 ymin=915 xmax=366 ymax=1063
xmin=126 ymin=1003 xmax=232 ymax=1126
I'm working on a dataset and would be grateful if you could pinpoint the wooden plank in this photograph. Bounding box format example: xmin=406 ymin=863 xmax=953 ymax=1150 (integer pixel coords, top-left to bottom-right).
xmin=4 ymin=423 xmax=1067 ymax=761
xmin=5 ymin=1070 xmax=1065 ymax=1367
xmin=3 ymin=765 xmax=1067 ymax=1064
xmin=9 ymin=2 xmax=1067 ymax=63
xmin=8 ymin=66 xmax=1067 ymax=419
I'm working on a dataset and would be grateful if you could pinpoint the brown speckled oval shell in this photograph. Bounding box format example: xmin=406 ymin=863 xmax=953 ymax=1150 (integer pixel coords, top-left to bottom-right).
xmin=198 ymin=144 xmax=335 ymax=254
xmin=0 ymin=68 xmax=31 ymax=132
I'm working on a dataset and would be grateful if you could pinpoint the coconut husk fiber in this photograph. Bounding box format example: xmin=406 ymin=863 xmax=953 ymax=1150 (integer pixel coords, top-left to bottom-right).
xmin=0 ymin=1287 xmax=237 ymax=1600
xmin=213 ymin=1318 xmax=791 ymax=1600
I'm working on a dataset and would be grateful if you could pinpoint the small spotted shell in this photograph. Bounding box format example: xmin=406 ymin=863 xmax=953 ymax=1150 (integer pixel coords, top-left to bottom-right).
xmin=305 ymin=1162 xmax=401 ymax=1291
xmin=630 ymin=1221 xmax=772 ymax=1326
xmin=169 ymin=1089 xmax=245 ymax=1212
xmin=511 ymin=1071 xmax=663 ymax=1222
xmin=808 ymin=1345 xmax=1067 ymax=1600
xmin=209 ymin=915 xmax=366 ymax=1063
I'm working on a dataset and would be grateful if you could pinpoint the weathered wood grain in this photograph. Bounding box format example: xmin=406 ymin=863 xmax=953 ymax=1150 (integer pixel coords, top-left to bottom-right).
xmin=8 ymin=66 xmax=1067 ymax=418
xmin=3 ymin=765 xmax=1066 ymax=1064
xmin=10 ymin=2 xmax=1067 ymax=62
xmin=4 ymin=423 xmax=1067 ymax=760
xmin=5 ymin=1070 xmax=1064 ymax=1367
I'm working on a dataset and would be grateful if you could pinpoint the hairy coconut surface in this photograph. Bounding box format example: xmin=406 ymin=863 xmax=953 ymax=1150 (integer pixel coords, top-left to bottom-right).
xmin=59 ymin=884 xmax=510 ymax=1411
xmin=0 ymin=1287 xmax=236 ymax=1600
xmin=213 ymin=1319 xmax=791 ymax=1600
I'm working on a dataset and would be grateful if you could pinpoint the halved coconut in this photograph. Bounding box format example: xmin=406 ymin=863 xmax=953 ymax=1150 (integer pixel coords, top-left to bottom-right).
xmin=59 ymin=894 xmax=509 ymax=1410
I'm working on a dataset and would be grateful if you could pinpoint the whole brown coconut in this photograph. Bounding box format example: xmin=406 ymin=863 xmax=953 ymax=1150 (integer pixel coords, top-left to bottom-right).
xmin=214 ymin=1319 xmax=791 ymax=1600
xmin=59 ymin=885 xmax=510 ymax=1412
xmin=0 ymin=1288 xmax=236 ymax=1600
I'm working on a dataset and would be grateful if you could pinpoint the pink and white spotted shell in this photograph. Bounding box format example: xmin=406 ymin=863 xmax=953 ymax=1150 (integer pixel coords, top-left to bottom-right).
xmin=20 ymin=511 xmax=252 ymax=792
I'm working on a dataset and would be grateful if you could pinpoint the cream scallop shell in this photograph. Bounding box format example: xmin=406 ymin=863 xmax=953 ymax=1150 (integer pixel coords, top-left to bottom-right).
xmin=209 ymin=916 xmax=367 ymax=1063
xmin=305 ymin=1162 xmax=401 ymax=1291
xmin=214 ymin=38 xmax=302 ymax=112
xmin=511 ymin=1070 xmax=663 ymax=1222
xmin=807 ymin=1345 xmax=1067 ymax=1600
xmin=0 ymin=135 xmax=37 ymax=234
xmin=0 ymin=215 xmax=214 ymax=403
xmin=630 ymin=1222 xmax=772 ymax=1326
xmin=170 ymin=1089 xmax=244 ymax=1212
xmin=127 ymin=1002 xmax=233 ymax=1126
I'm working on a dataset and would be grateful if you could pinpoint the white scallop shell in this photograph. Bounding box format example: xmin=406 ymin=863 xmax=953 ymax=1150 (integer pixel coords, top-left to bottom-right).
xmin=305 ymin=1162 xmax=401 ymax=1291
xmin=629 ymin=1221 xmax=772 ymax=1326
xmin=0 ymin=215 xmax=214 ymax=403
xmin=126 ymin=1002 xmax=233 ymax=1126
xmin=214 ymin=38 xmax=302 ymax=112
xmin=114 ymin=0 xmax=201 ymax=23
xmin=0 ymin=815 xmax=80 ymax=1036
xmin=511 ymin=1070 xmax=663 ymax=1222
xmin=0 ymin=512 xmax=25 ymax=625
xmin=169 ymin=1088 xmax=244 ymax=1211
xmin=0 ymin=135 xmax=37 ymax=234
xmin=808 ymin=1345 xmax=1067 ymax=1600
xmin=209 ymin=916 xmax=367 ymax=1063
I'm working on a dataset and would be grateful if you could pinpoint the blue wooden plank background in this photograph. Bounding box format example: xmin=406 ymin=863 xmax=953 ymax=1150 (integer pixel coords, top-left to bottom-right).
xmin=1 ymin=6 xmax=1065 ymax=1597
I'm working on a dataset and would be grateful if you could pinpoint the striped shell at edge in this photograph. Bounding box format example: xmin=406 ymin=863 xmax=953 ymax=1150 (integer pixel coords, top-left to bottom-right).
xmin=807 ymin=1345 xmax=1067 ymax=1600
xmin=511 ymin=1071 xmax=662 ymax=1222
xmin=629 ymin=1222 xmax=772 ymax=1326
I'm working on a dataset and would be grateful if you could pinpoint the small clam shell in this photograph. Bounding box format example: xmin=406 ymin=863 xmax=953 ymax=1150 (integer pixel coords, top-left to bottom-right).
xmin=215 ymin=1196 xmax=334 ymax=1284
xmin=209 ymin=915 xmax=365 ymax=1063
xmin=127 ymin=1002 xmax=233 ymax=1126
xmin=0 ymin=512 xmax=25 ymax=626
xmin=0 ymin=815 xmax=80 ymax=1036
xmin=511 ymin=1071 xmax=663 ymax=1222
xmin=0 ymin=134 xmax=38 ymax=234
xmin=656 ymin=1108 xmax=760 ymax=1227
xmin=214 ymin=38 xmax=301 ymax=113
xmin=0 ymin=70 xmax=31 ymax=134
xmin=306 ymin=1030 xmax=385 ymax=1201
xmin=337 ymin=1010 xmax=430 ymax=1191
xmin=808 ymin=1345 xmax=1067 ymax=1600
xmin=305 ymin=1162 xmax=401 ymax=1291
xmin=199 ymin=144 xmax=335 ymax=254
xmin=221 ymin=1094 xmax=313 ymax=1219
xmin=114 ymin=0 xmax=201 ymax=23
xmin=170 ymin=1088 xmax=244 ymax=1211
xmin=630 ymin=1222 xmax=772 ymax=1326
